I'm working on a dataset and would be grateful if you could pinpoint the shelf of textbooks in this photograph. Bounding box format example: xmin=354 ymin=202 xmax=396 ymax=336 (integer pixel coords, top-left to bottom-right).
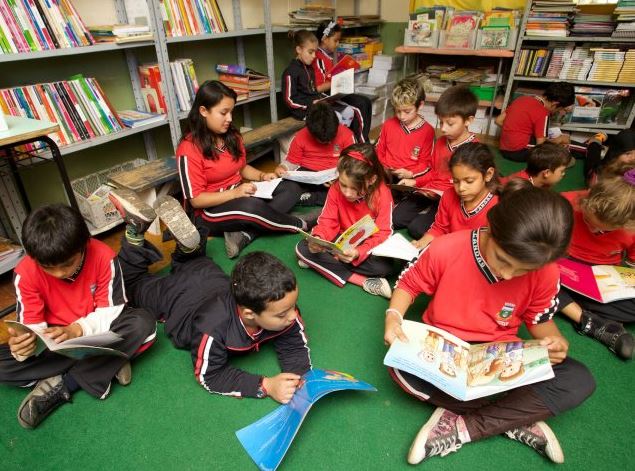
xmin=514 ymin=76 xmax=635 ymax=88
xmin=164 ymin=28 xmax=266 ymax=44
xmin=395 ymin=46 xmax=515 ymax=58
xmin=0 ymin=40 xmax=156 ymax=63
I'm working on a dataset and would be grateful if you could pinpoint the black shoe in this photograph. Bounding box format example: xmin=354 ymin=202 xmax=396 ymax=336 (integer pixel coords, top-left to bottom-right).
xmin=108 ymin=188 xmax=157 ymax=234
xmin=578 ymin=311 xmax=634 ymax=360
xmin=224 ymin=231 xmax=251 ymax=258
xmin=292 ymin=208 xmax=322 ymax=231
xmin=17 ymin=375 xmax=71 ymax=429
xmin=505 ymin=421 xmax=564 ymax=464
xmin=153 ymin=195 xmax=200 ymax=251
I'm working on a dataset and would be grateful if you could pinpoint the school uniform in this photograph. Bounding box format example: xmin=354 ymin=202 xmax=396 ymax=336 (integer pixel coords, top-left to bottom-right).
xmin=282 ymin=59 xmax=321 ymax=121
xmin=393 ymin=133 xmax=477 ymax=239
xmin=117 ymin=234 xmax=311 ymax=397
xmin=0 ymin=239 xmax=156 ymax=399
xmin=176 ymin=134 xmax=304 ymax=239
xmin=375 ymin=116 xmax=434 ymax=176
xmin=295 ymin=182 xmax=394 ymax=286
xmin=558 ymin=191 xmax=635 ymax=323
xmin=501 ymin=169 xmax=532 ymax=185
xmin=499 ymin=96 xmax=550 ymax=162
xmin=390 ymin=229 xmax=594 ymax=439
xmin=426 ymin=191 xmax=498 ymax=239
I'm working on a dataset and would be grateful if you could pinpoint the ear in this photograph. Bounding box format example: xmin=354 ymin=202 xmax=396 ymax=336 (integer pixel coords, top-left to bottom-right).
xmin=368 ymin=174 xmax=378 ymax=186
xmin=484 ymin=167 xmax=495 ymax=182
xmin=199 ymin=106 xmax=209 ymax=117
xmin=295 ymin=45 xmax=303 ymax=56
xmin=465 ymin=115 xmax=475 ymax=126
xmin=540 ymin=169 xmax=552 ymax=180
xmin=238 ymin=306 xmax=256 ymax=321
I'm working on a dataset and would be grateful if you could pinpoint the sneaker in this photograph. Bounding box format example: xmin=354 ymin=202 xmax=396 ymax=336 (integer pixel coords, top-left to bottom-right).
xmin=362 ymin=277 xmax=392 ymax=299
xmin=115 ymin=361 xmax=132 ymax=386
xmin=505 ymin=421 xmax=564 ymax=464
xmin=17 ymin=375 xmax=71 ymax=429
xmin=153 ymin=195 xmax=200 ymax=251
xmin=108 ymin=188 xmax=157 ymax=234
xmin=224 ymin=231 xmax=251 ymax=259
xmin=578 ymin=311 xmax=634 ymax=360
xmin=408 ymin=408 xmax=469 ymax=464
xmin=297 ymin=259 xmax=309 ymax=269
xmin=292 ymin=208 xmax=322 ymax=231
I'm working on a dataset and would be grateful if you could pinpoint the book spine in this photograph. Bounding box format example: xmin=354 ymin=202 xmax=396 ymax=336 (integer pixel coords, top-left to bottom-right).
xmin=218 ymin=72 xmax=249 ymax=84
xmin=7 ymin=0 xmax=38 ymax=51
xmin=0 ymin=90 xmax=10 ymax=113
xmin=43 ymin=82 xmax=79 ymax=142
xmin=19 ymin=85 xmax=39 ymax=118
xmin=54 ymin=0 xmax=80 ymax=47
xmin=33 ymin=84 xmax=66 ymax=145
xmin=54 ymin=80 xmax=86 ymax=139
xmin=60 ymin=0 xmax=93 ymax=45
xmin=69 ymin=74 xmax=112 ymax=133
xmin=192 ymin=0 xmax=210 ymax=34
xmin=63 ymin=80 xmax=95 ymax=138
xmin=0 ymin=13 xmax=17 ymax=52
xmin=211 ymin=0 xmax=226 ymax=31
xmin=40 ymin=0 xmax=69 ymax=47
xmin=180 ymin=60 xmax=195 ymax=106
xmin=169 ymin=61 xmax=186 ymax=111
xmin=0 ymin=0 xmax=29 ymax=52
xmin=186 ymin=59 xmax=199 ymax=92
xmin=24 ymin=0 xmax=52 ymax=48
xmin=13 ymin=87 xmax=34 ymax=117
xmin=88 ymin=77 xmax=123 ymax=131
xmin=18 ymin=0 xmax=45 ymax=49
xmin=160 ymin=0 xmax=173 ymax=37
xmin=175 ymin=0 xmax=191 ymax=35
xmin=2 ymin=88 xmax=20 ymax=115
xmin=33 ymin=0 xmax=58 ymax=47
xmin=168 ymin=0 xmax=183 ymax=36
xmin=183 ymin=0 xmax=200 ymax=35
xmin=70 ymin=78 xmax=104 ymax=135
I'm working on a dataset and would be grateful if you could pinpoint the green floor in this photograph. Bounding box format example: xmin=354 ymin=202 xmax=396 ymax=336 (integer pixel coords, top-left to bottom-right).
xmin=2 ymin=156 xmax=632 ymax=470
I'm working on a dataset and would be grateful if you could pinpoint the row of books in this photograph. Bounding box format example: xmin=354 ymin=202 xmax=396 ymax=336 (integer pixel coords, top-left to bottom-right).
xmin=138 ymin=59 xmax=200 ymax=114
xmin=88 ymin=24 xmax=153 ymax=44
xmin=614 ymin=0 xmax=635 ymax=38
xmin=0 ymin=0 xmax=94 ymax=54
xmin=216 ymin=64 xmax=270 ymax=102
xmin=336 ymin=36 xmax=383 ymax=70
xmin=159 ymin=0 xmax=227 ymax=37
xmin=0 ymin=75 xmax=123 ymax=148
xmin=288 ymin=5 xmax=335 ymax=26
xmin=526 ymin=0 xmax=577 ymax=38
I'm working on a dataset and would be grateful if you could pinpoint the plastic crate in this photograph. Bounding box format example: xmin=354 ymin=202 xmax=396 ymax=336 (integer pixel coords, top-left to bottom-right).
xmin=469 ymin=85 xmax=496 ymax=102
xmin=71 ymin=159 xmax=146 ymax=229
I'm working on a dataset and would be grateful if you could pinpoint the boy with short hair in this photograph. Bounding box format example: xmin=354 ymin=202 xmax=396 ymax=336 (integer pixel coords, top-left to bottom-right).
xmin=110 ymin=189 xmax=311 ymax=403
xmin=497 ymin=82 xmax=575 ymax=162
xmin=503 ymin=142 xmax=572 ymax=189
xmin=394 ymin=85 xmax=478 ymax=238
xmin=0 ymin=204 xmax=156 ymax=429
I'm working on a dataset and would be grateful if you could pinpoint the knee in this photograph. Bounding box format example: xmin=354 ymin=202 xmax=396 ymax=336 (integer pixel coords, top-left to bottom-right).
xmin=296 ymin=240 xmax=310 ymax=259
xmin=557 ymin=358 xmax=596 ymax=409
xmin=125 ymin=308 xmax=157 ymax=337
xmin=408 ymin=221 xmax=425 ymax=240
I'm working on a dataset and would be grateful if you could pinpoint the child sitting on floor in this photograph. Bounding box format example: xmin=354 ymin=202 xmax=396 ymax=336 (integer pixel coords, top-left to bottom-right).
xmin=502 ymin=142 xmax=572 ymax=189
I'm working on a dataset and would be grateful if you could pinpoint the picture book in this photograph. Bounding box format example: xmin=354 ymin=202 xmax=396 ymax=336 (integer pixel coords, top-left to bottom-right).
xmin=5 ymin=321 xmax=127 ymax=360
xmin=298 ymin=214 xmax=379 ymax=255
xmin=328 ymin=54 xmax=360 ymax=77
xmin=283 ymin=168 xmax=338 ymax=185
xmin=557 ymin=258 xmax=635 ymax=303
xmin=370 ymin=233 xmax=421 ymax=261
xmin=384 ymin=320 xmax=554 ymax=401
xmin=330 ymin=68 xmax=355 ymax=95
xmin=236 ymin=369 xmax=376 ymax=471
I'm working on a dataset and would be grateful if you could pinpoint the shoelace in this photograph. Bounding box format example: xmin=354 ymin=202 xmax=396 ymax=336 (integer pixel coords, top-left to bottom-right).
xmin=365 ymin=279 xmax=384 ymax=295
xmin=511 ymin=429 xmax=542 ymax=450
xmin=593 ymin=324 xmax=620 ymax=351
xmin=34 ymin=381 xmax=65 ymax=411
xmin=427 ymin=435 xmax=462 ymax=457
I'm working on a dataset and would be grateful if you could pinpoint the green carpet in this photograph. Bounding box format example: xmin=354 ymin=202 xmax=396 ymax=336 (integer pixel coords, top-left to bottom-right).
xmin=2 ymin=157 xmax=632 ymax=470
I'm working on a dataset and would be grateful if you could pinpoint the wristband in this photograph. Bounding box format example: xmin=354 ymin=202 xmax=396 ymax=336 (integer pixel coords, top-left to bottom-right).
xmin=385 ymin=308 xmax=403 ymax=323
xmin=256 ymin=377 xmax=268 ymax=398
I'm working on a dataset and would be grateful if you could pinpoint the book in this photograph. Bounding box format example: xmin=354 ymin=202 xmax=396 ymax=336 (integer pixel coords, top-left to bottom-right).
xmin=117 ymin=109 xmax=165 ymax=128
xmin=330 ymin=67 xmax=354 ymax=95
xmin=384 ymin=320 xmax=554 ymax=401
xmin=389 ymin=183 xmax=441 ymax=199
xmin=235 ymin=369 xmax=376 ymax=471
xmin=282 ymin=167 xmax=338 ymax=185
xmin=5 ymin=320 xmax=127 ymax=360
xmin=327 ymin=54 xmax=360 ymax=78
xmin=557 ymin=258 xmax=635 ymax=303
xmin=299 ymin=214 xmax=378 ymax=255
xmin=253 ymin=178 xmax=282 ymax=199
xmin=370 ymin=233 xmax=420 ymax=261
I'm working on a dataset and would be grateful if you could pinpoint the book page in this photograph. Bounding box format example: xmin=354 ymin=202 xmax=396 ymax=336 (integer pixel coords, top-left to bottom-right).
xmin=298 ymin=229 xmax=343 ymax=254
xmin=331 ymin=68 xmax=355 ymax=95
xmin=593 ymin=265 xmax=635 ymax=303
xmin=335 ymin=214 xmax=379 ymax=252
xmin=370 ymin=233 xmax=421 ymax=261
xmin=283 ymin=168 xmax=338 ymax=185
xmin=253 ymin=178 xmax=282 ymax=199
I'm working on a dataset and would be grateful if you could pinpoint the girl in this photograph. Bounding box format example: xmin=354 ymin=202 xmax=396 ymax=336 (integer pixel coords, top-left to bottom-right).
xmin=412 ymin=143 xmax=499 ymax=249
xmin=295 ymin=143 xmax=395 ymax=298
xmin=176 ymin=81 xmax=312 ymax=259
xmin=313 ymin=21 xmax=372 ymax=142
xmin=384 ymin=183 xmax=594 ymax=465
xmin=586 ymin=129 xmax=635 ymax=183
xmin=558 ymin=173 xmax=635 ymax=359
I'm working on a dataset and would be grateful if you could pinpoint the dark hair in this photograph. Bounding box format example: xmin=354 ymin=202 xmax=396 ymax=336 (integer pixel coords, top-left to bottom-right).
xmin=435 ymin=85 xmax=478 ymax=119
xmin=231 ymin=252 xmax=297 ymax=314
xmin=184 ymin=80 xmax=242 ymax=161
xmin=337 ymin=143 xmax=388 ymax=209
xmin=449 ymin=143 xmax=499 ymax=191
xmin=306 ymin=102 xmax=339 ymax=143
xmin=289 ymin=29 xmax=318 ymax=48
xmin=605 ymin=129 xmax=635 ymax=166
xmin=543 ymin=82 xmax=575 ymax=108
xmin=526 ymin=142 xmax=572 ymax=176
xmin=22 ymin=204 xmax=90 ymax=266
xmin=487 ymin=183 xmax=573 ymax=266
xmin=316 ymin=21 xmax=341 ymax=41
xmin=391 ymin=78 xmax=425 ymax=108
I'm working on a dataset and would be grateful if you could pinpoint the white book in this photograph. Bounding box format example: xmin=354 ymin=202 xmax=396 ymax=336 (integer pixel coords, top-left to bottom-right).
xmin=370 ymin=233 xmax=421 ymax=261
xmin=331 ymin=68 xmax=355 ymax=95
xmin=283 ymin=168 xmax=338 ymax=185
xmin=253 ymin=178 xmax=282 ymax=199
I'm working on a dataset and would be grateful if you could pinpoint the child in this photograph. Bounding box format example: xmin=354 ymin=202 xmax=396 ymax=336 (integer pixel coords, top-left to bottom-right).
xmin=312 ymin=21 xmax=372 ymax=142
xmin=0 ymin=204 xmax=156 ymax=429
xmin=497 ymin=82 xmax=575 ymax=162
xmin=394 ymin=86 xmax=478 ymax=238
xmin=375 ymin=78 xmax=435 ymax=181
xmin=295 ymin=143 xmax=395 ymax=298
xmin=176 ymin=80 xmax=314 ymax=259
xmin=558 ymin=174 xmax=635 ymax=359
xmin=274 ymin=102 xmax=355 ymax=206
xmin=412 ymin=143 xmax=499 ymax=248
xmin=586 ymin=129 xmax=635 ymax=183
xmin=502 ymin=142 xmax=572 ymax=189
xmin=384 ymin=183 xmax=594 ymax=464
xmin=110 ymin=190 xmax=312 ymax=403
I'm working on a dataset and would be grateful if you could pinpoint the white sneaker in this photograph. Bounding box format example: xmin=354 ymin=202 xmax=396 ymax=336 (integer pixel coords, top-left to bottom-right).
xmin=362 ymin=277 xmax=392 ymax=298
xmin=297 ymin=259 xmax=309 ymax=269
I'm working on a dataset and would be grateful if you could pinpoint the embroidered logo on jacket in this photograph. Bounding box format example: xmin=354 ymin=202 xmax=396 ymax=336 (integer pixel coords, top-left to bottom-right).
xmin=496 ymin=302 xmax=516 ymax=326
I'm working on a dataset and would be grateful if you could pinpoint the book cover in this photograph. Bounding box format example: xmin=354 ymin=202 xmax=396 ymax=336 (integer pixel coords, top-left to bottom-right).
xmin=557 ymin=258 xmax=635 ymax=303
xmin=299 ymin=214 xmax=379 ymax=254
xmin=328 ymin=54 xmax=360 ymax=78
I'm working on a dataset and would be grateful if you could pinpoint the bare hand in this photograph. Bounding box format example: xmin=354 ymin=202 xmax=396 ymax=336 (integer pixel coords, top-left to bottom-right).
xmin=8 ymin=328 xmax=37 ymax=357
xmin=398 ymin=178 xmax=416 ymax=187
xmin=412 ymin=239 xmax=426 ymax=249
xmin=44 ymin=324 xmax=83 ymax=344
xmin=263 ymin=373 xmax=301 ymax=404
xmin=234 ymin=183 xmax=256 ymax=198
xmin=274 ymin=165 xmax=288 ymax=177
xmin=335 ymin=248 xmax=359 ymax=264
xmin=307 ymin=240 xmax=326 ymax=253
xmin=392 ymin=168 xmax=413 ymax=179
xmin=261 ymin=172 xmax=278 ymax=181
xmin=540 ymin=336 xmax=569 ymax=364
xmin=384 ymin=314 xmax=408 ymax=346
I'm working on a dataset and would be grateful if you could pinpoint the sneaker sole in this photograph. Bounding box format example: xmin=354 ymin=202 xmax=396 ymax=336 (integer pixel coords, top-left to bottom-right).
xmin=407 ymin=407 xmax=447 ymax=464
xmin=535 ymin=421 xmax=564 ymax=464
xmin=108 ymin=188 xmax=156 ymax=224
xmin=154 ymin=196 xmax=200 ymax=250
xmin=224 ymin=232 xmax=241 ymax=259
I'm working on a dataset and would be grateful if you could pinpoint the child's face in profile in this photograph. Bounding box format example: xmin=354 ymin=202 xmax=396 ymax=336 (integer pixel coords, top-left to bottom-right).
xmin=438 ymin=115 xmax=471 ymax=141
xmin=296 ymin=42 xmax=317 ymax=66
xmin=338 ymin=171 xmax=366 ymax=202
xmin=499 ymin=360 xmax=522 ymax=379
xmin=254 ymin=288 xmax=299 ymax=332
xmin=395 ymin=104 xmax=419 ymax=127
xmin=321 ymin=32 xmax=341 ymax=53
xmin=617 ymin=149 xmax=635 ymax=165
xmin=199 ymin=96 xmax=235 ymax=135
xmin=40 ymin=251 xmax=84 ymax=279
xmin=582 ymin=210 xmax=620 ymax=234
xmin=451 ymin=163 xmax=493 ymax=205
xmin=540 ymin=165 xmax=567 ymax=188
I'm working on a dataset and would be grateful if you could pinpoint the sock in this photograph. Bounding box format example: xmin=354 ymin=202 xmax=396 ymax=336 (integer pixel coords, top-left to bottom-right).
xmin=300 ymin=218 xmax=308 ymax=231
xmin=456 ymin=416 xmax=472 ymax=443
xmin=177 ymin=242 xmax=197 ymax=254
xmin=62 ymin=372 xmax=80 ymax=394
xmin=348 ymin=273 xmax=367 ymax=287
xmin=125 ymin=224 xmax=144 ymax=246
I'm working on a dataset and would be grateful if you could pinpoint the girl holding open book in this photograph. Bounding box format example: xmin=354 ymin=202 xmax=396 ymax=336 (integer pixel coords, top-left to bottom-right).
xmin=383 ymin=182 xmax=594 ymax=465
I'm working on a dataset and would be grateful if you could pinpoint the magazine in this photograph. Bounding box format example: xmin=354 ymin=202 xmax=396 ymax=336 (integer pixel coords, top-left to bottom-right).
xmin=298 ymin=214 xmax=378 ymax=255
xmin=5 ymin=321 xmax=126 ymax=360
xmin=253 ymin=178 xmax=282 ymax=199
xmin=370 ymin=233 xmax=421 ymax=261
xmin=557 ymin=258 xmax=635 ymax=303
xmin=236 ymin=369 xmax=376 ymax=471
xmin=283 ymin=168 xmax=338 ymax=185
xmin=384 ymin=320 xmax=554 ymax=401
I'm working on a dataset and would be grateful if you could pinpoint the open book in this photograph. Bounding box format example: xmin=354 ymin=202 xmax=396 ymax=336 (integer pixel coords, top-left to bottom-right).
xmin=253 ymin=178 xmax=282 ymax=199
xmin=283 ymin=168 xmax=338 ymax=185
xmin=370 ymin=233 xmax=421 ymax=261
xmin=384 ymin=320 xmax=554 ymax=401
xmin=331 ymin=68 xmax=355 ymax=95
xmin=557 ymin=258 xmax=635 ymax=303
xmin=299 ymin=214 xmax=378 ymax=255
xmin=328 ymin=55 xmax=360 ymax=78
xmin=5 ymin=320 xmax=126 ymax=360
xmin=236 ymin=369 xmax=376 ymax=471
xmin=390 ymin=183 xmax=442 ymax=199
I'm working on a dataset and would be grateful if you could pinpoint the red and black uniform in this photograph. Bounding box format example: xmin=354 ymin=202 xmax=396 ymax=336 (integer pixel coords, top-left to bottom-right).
xmin=426 ymin=191 xmax=498 ymax=239
xmin=376 ymin=116 xmax=434 ymax=176
xmin=118 ymin=233 xmax=311 ymax=397
xmin=177 ymin=134 xmax=304 ymax=239
xmin=282 ymin=59 xmax=321 ymax=121
xmin=500 ymin=95 xmax=550 ymax=162
xmin=390 ymin=229 xmax=594 ymax=441
xmin=295 ymin=182 xmax=395 ymax=286
xmin=0 ymin=239 xmax=156 ymax=399
xmin=501 ymin=169 xmax=532 ymax=185
xmin=558 ymin=191 xmax=635 ymax=323
xmin=393 ymin=133 xmax=477 ymax=239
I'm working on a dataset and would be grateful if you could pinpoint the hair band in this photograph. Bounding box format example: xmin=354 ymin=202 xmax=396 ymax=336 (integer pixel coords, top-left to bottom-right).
xmin=624 ymin=169 xmax=635 ymax=186
xmin=347 ymin=150 xmax=368 ymax=163
xmin=322 ymin=20 xmax=337 ymax=39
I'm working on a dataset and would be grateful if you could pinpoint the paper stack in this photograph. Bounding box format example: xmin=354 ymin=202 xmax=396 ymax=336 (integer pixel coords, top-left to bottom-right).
xmin=588 ymin=49 xmax=625 ymax=83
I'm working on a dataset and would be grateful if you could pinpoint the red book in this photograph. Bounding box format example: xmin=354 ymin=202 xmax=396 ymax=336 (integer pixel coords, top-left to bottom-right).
xmin=328 ymin=55 xmax=360 ymax=78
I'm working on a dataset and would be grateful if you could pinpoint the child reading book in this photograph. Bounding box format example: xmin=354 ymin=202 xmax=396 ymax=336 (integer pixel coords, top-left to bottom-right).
xmin=384 ymin=183 xmax=594 ymax=465
xmin=502 ymin=142 xmax=572 ymax=189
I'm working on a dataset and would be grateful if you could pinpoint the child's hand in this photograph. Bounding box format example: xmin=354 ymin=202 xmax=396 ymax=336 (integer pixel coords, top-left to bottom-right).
xmin=234 ymin=183 xmax=256 ymax=198
xmin=540 ymin=336 xmax=569 ymax=364
xmin=324 ymin=179 xmax=335 ymax=188
xmin=261 ymin=172 xmax=278 ymax=181
xmin=392 ymin=168 xmax=413 ymax=179
xmin=336 ymin=248 xmax=359 ymax=264
xmin=307 ymin=241 xmax=325 ymax=253
xmin=7 ymin=328 xmax=37 ymax=357
xmin=44 ymin=324 xmax=83 ymax=344
xmin=384 ymin=313 xmax=408 ymax=346
xmin=412 ymin=238 xmax=426 ymax=249
xmin=398 ymin=178 xmax=416 ymax=187
xmin=274 ymin=165 xmax=288 ymax=177
xmin=263 ymin=373 xmax=301 ymax=404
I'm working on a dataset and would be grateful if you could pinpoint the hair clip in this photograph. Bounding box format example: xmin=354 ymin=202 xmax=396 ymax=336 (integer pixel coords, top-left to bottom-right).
xmin=347 ymin=150 xmax=368 ymax=163
xmin=624 ymin=169 xmax=635 ymax=186
xmin=322 ymin=20 xmax=336 ymax=39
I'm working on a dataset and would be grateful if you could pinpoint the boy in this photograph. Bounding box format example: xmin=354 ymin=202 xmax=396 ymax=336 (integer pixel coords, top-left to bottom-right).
xmin=394 ymin=85 xmax=479 ymax=238
xmin=110 ymin=189 xmax=311 ymax=403
xmin=376 ymin=78 xmax=435 ymax=180
xmin=502 ymin=142 xmax=572 ymax=189
xmin=0 ymin=204 xmax=156 ymax=429
xmin=497 ymin=82 xmax=575 ymax=162
xmin=275 ymin=102 xmax=356 ymax=206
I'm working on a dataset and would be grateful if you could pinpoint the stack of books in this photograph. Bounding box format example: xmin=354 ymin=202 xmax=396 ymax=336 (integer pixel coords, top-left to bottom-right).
xmin=559 ymin=46 xmax=593 ymax=80
xmin=216 ymin=64 xmax=270 ymax=102
xmin=88 ymin=24 xmax=153 ymax=44
xmin=545 ymin=42 xmax=574 ymax=78
xmin=0 ymin=74 xmax=123 ymax=148
xmin=159 ymin=0 xmax=227 ymax=37
xmin=587 ymin=49 xmax=626 ymax=82
xmin=0 ymin=237 xmax=23 ymax=273
xmin=171 ymin=59 xmax=200 ymax=111
xmin=0 ymin=0 xmax=95 ymax=54
xmin=288 ymin=5 xmax=335 ymax=26
xmin=570 ymin=13 xmax=615 ymax=37
xmin=139 ymin=59 xmax=200 ymax=113
xmin=613 ymin=0 xmax=635 ymax=38
xmin=618 ymin=49 xmax=635 ymax=82
xmin=117 ymin=110 xmax=165 ymax=129
xmin=526 ymin=0 xmax=578 ymax=38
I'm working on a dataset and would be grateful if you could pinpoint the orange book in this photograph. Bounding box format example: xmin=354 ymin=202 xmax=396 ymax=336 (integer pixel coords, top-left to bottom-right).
xmin=328 ymin=55 xmax=360 ymax=78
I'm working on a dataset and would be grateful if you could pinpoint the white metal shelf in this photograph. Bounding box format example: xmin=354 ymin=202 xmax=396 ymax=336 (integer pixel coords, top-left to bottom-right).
xmin=0 ymin=41 xmax=156 ymax=63
xmin=165 ymin=28 xmax=266 ymax=44
xmin=513 ymin=76 xmax=635 ymax=87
